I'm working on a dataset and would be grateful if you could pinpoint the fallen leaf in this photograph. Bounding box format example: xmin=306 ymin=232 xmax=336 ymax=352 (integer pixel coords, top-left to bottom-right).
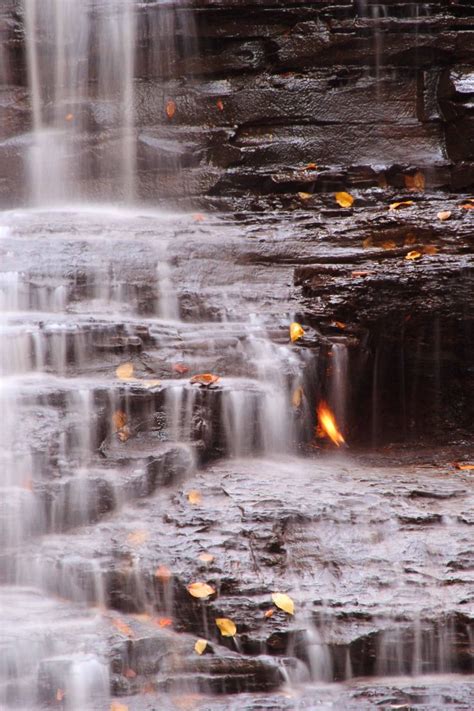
xmin=362 ymin=237 xmax=373 ymax=248
xmin=272 ymin=592 xmax=295 ymax=615
xmin=292 ymin=386 xmax=303 ymax=409
xmin=172 ymin=695 xmax=202 ymax=710
xmin=405 ymin=251 xmax=422 ymax=261
xmin=113 ymin=410 xmax=127 ymax=431
xmin=216 ymin=99 xmax=224 ymax=111
xmin=198 ymin=552 xmax=214 ymax=563
xmin=187 ymin=490 xmax=202 ymax=505
xmin=194 ymin=638 xmax=208 ymax=655
xmin=65 ymin=113 xmax=74 ymax=122
xmin=215 ymin=617 xmax=237 ymax=637
xmin=290 ymin=322 xmax=305 ymax=343
xmin=404 ymin=171 xmax=425 ymax=191
xmin=156 ymin=617 xmax=172 ymax=628
xmin=192 ymin=213 xmax=205 ymax=222
xmin=333 ymin=321 xmax=347 ymax=329
xmin=187 ymin=582 xmax=215 ymax=599
xmin=173 ymin=363 xmax=189 ymax=374
xmin=335 ymin=191 xmax=354 ymax=208
xmin=127 ymin=530 xmax=149 ymax=546
xmin=460 ymin=203 xmax=474 ymax=210
xmin=389 ymin=200 xmax=414 ymax=210
xmin=155 ymin=565 xmax=172 ymax=583
xmin=454 ymin=462 xmax=474 ymax=471
xmin=437 ymin=210 xmax=452 ymax=221
xmin=422 ymin=245 xmax=439 ymax=255
xmin=264 ymin=609 xmax=274 ymax=618
xmin=56 ymin=688 xmax=65 ymax=702
xmin=116 ymin=362 xmax=134 ymax=380
xmin=298 ymin=192 xmax=312 ymax=200
xmin=190 ymin=373 xmax=220 ymax=387
xmin=112 ymin=619 xmax=135 ymax=638
xmin=306 ymin=162 xmax=318 ymax=170
xmin=166 ymin=100 xmax=176 ymax=119
xmin=381 ymin=240 xmax=396 ymax=250
xmin=124 ymin=668 xmax=137 ymax=678
xmin=110 ymin=704 xmax=128 ymax=711
xmin=351 ymin=271 xmax=373 ymax=277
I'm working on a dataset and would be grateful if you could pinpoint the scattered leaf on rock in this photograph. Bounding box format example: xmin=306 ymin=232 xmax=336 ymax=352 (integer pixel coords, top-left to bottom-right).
xmin=117 ymin=426 xmax=130 ymax=442
xmin=116 ymin=362 xmax=134 ymax=380
xmin=111 ymin=704 xmax=129 ymax=711
xmin=56 ymin=688 xmax=65 ymax=701
xmin=351 ymin=271 xmax=373 ymax=278
xmin=65 ymin=113 xmax=74 ymax=122
xmin=113 ymin=410 xmax=127 ymax=431
xmin=166 ymin=100 xmax=176 ymax=119
xmin=216 ymin=99 xmax=224 ymax=111
xmin=404 ymin=171 xmax=425 ymax=191
xmin=155 ymin=565 xmax=172 ymax=583
xmin=405 ymin=251 xmax=422 ymax=261
xmin=404 ymin=233 xmax=417 ymax=245
xmin=292 ymin=386 xmax=303 ymax=409
xmin=460 ymin=203 xmax=474 ymax=210
xmin=423 ymin=245 xmax=439 ymax=255
xmin=389 ymin=201 xmax=414 ymax=210
xmin=173 ymin=363 xmax=189 ymax=374
xmin=362 ymin=237 xmax=373 ymax=248
xmin=198 ymin=552 xmax=214 ymax=563
xmin=124 ymin=668 xmax=136 ymax=678
xmin=215 ymin=617 xmax=237 ymax=637
xmin=192 ymin=213 xmax=205 ymax=222
xmin=290 ymin=322 xmax=305 ymax=343
xmin=157 ymin=617 xmax=172 ymax=628
xmin=381 ymin=240 xmax=396 ymax=250
xmin=187 ymin=490 xmax=202 ymax=505
xmin=264 ymin=609 xmax=274 ymax=618
xmin=437 ymin=210 xmax=452 ymax=221
xmin=454 ymin=462 xmax=474 ymax=471
xmin=335 ymin=191 xmax=354 ymax=208
xmin=190 ymin=373 xmax=220 ymax=387
xmin=127 ymin=530 xmax=149 ymax=546
xmin=333 ymin=321 xmax=347 ymax=329
xmin=298 ymin=192 xmax=312 ymax=200
xmin=194 ymin=638 xmax=208 ymax=655
xmin=272 ymin=592 xmax=295 ymax=615
xmin=306 ymin=162 xmax=318 ymax=170
xmin=112 ymin=619 xmax=135 ymax=638
xmin=187 ymin=582 xmax=215 ymax=599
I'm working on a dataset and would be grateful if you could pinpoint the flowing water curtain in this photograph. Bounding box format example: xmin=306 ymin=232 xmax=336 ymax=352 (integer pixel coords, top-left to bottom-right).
xmin=24 ymin=0 xmax=136 ymax=205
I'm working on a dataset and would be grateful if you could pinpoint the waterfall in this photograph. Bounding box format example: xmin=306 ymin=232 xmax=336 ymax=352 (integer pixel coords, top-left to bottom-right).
xmin=24 ymin=0 xmax=136 ymax=205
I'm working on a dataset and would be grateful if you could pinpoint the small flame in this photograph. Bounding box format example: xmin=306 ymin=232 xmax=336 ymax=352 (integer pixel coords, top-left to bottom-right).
xmin=316 ymin=401 xmax=345 ymax=447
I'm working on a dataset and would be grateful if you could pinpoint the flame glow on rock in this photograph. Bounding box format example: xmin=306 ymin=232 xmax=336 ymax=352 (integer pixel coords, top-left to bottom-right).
xmin=316 ymin=401 xmax=345 ymax=447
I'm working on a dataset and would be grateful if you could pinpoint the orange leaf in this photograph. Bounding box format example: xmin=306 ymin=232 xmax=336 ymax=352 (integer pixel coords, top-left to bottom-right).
xmin=112 ymin=619 xmax=135 ymax=638
xmin=306 ymin=162 xmax=318 ymax=170
xmin=333 ymin=321 xmax=347 ymax=330
xmin=404 ymin=233 xmax=417 ymax=246
xmin=389 ymin=200 xmax=414 ymax=210
xmin=192 ymin=213 xmax=205 ymax=222
xmin=362 ymin=237 xmax=372 ymax=248
xmin=404 ymin=171 xmax=425 ymax=191
xmin=216 ymin=99 xmax=224 ymax=111
xmin=155 ymin=565 xmax=172 ymax=583
xmin=335 ymin=191 xmax=354 ymax=208
xmin=187 ymin=490 xmax=202 ymax=505
xmin=422 ymin=245 xmax=439 ymax=255
xmin=124 ymin=668 xmax=137 ymax=678
xmin=113 ymin=410 xmax=127 ymax=431
xmin=264 ymin=609 xmax=274 ymax=618
xmin=405 ymin=251 xmax=422 ymax=261
xmin=173 ymin=363 xmax=189 ymax=374
xmin=166 ymin=100 xmax=176 ymax=119
xmin=111 ymin=704 xmax=129 ymax=711
xmin=190 ymin=373 xmax=220 ymax=387
xmin=156 ymin=617 xmax=172 ymax=628
xmin=437 ymin=210 xmax=452 ymax=221
xmin=187 ymin=582 xmax=215 ymax=599
xmin=454 ymin=462 xmax=474 ymax=471
xmin=351 ymin=271 xmax=373 ymax=277
xmin=381 ymin=240 xmax=396 ymax=250
xmin=198 ymin=552 xmax=214 ymax=563
xmin=56 ymin=688 xmax=65 ymax=701
xmin=65 ymin=113 xmax=74 ymax=122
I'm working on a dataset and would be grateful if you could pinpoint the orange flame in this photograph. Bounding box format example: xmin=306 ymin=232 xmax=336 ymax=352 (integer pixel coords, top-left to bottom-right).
xmin=316 ymin=401 xmax=345 ymax=447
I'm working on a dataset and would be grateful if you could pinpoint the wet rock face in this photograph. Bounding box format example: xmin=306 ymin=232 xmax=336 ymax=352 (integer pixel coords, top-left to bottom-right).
xmin=1 ymin=1 xmax=474 ymax=204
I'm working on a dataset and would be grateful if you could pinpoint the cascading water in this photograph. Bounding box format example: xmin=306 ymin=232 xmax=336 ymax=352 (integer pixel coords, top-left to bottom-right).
xmin=24 ymin=0 xmax=136 ymax=204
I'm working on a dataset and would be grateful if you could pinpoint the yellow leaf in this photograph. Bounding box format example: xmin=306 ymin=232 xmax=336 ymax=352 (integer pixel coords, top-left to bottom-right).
xmin=127 ymin=530 xmax=149 ymax=546
xmin=166 ymin=100 xmax=176 ymax=119
xmin=187 ymin=582 xmax=215 ymax=599
xmin=454 ymin=462 xmax=474 ymax=471
xmin=215 ymin=617 xmax=237 ymax=637
xmin=194 ymin=638 xmax=208 ymax=655
xmin=405 ymin=251 xmax=422 ymax=261
xmin=437 ymin=210 xmax=451 ymax=221
xmin=155 ymin=565 xmax=172 ymax=583
xmin=111 ymin=703 xmax=129 ymax=711
xmin=404 ymin=171 xmax=425 ymax=191
xmin=292 ymin=387 xmax=303 ymax=409
xmin=298 ymin=192 xmax=312 ymax=200
xmin=190 ymin=373 xmax=220 ymax=387
xmin=389 ymin=201 xmax=414 ymax=210
xmin=198 ymin=552 xmax=214 ymax=563
xmin=272 ymin=592 xmax=295 ymax=615
xmin=113 ymin=410 xmax=127 ymax=431
xmin=187 ymin=490 xmax=202 ymax=505
xmin=112 ymin=619 xmax=135 ymax=638
xmin=116 ymin=362 xmax=134 ymax=380
xmin=335 ymin=191 xmax=354 ymax=208
xmin=423 ymin=245 xmax=439 ymax=255
xmin=290 ymin=322 xmax=305 ymax=343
